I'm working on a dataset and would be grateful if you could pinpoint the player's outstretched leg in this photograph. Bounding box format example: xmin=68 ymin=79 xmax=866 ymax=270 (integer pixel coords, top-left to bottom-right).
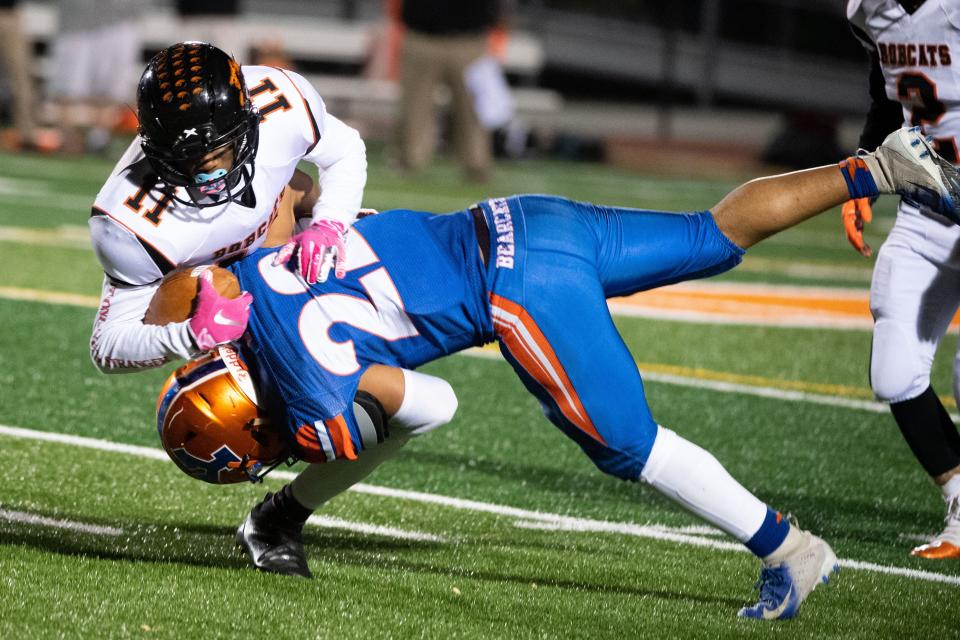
xmin=713 ymin=126 xmax=960 ymax=249
xmin=638 ymin=426 xmax=838 ymax=620
xmin=235 ymin=430 xmax=413 ymax=578
xmin=236 ymin=370 xmax=457 ymax=577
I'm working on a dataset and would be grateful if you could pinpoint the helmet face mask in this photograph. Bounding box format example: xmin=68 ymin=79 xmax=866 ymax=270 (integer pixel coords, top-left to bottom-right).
xmin=137 ymin=42 xmax=260 ymax=208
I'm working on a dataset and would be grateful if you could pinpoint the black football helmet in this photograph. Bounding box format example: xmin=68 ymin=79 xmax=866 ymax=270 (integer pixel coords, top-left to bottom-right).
xmin=137 ymin=42 xmax=260 ymax=207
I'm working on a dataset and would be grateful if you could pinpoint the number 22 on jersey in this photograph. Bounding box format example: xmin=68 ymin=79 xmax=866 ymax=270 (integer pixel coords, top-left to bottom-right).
xmin=255 ymin=237 xmax=419 ymax=376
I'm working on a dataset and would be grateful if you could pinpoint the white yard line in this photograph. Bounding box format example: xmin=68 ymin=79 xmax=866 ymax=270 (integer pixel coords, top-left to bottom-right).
xmin=0 ymin=508 xmax=123 ymax=536
xmin=307 ymin=515 xmax=447 ymax=543
xmin=463 ymin=347 xmax=960 ymax=422
xmin=1 ymin=423 xmax=958 ymax=587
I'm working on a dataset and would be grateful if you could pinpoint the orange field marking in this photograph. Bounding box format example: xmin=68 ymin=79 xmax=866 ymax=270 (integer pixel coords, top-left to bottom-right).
xmin=611 ymin=282 xmax=960 ymax=330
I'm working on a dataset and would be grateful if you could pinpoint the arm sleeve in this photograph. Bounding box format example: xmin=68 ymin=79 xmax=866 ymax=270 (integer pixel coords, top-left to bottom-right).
xmin=88 ymin=215 xmax=198 ymax=373
xmin=858 ymin=51 xmax=905 ymax=151
xmin=89 ymin=277 xmax=199 ymax=373
xmin=284 ymin=70 xmax=368 ymax=227
xmin=846 ymin=10 xmax=904 ymax=152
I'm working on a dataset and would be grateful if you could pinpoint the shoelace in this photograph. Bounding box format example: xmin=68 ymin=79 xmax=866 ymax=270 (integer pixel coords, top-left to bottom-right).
xmin=753 ymin=566 xmax=790 ymax=606
xmin=943 ymin=495 xmax=960 ymax=534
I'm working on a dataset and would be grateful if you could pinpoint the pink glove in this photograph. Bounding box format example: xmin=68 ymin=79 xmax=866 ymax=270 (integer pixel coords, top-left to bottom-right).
xmin=188 ymin=270 xmax=253 ymax=351
xmin=273 ymin=218 xmax=347 ymax=284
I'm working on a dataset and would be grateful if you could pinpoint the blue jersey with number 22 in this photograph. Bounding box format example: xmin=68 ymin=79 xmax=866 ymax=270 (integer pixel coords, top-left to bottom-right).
xmin=229 ymin=208 xmax=492 ymax=462
xmin=230 ymin=196 xmax=743 ymax=479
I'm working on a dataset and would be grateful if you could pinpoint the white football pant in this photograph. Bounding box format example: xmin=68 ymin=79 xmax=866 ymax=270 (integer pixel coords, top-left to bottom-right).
xmin=870 ymin=200 xmax=960 ymax=405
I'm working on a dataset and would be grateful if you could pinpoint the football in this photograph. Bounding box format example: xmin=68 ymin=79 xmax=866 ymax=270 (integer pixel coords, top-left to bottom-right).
xmin=143 ymin=265 xmax=241 ymax=325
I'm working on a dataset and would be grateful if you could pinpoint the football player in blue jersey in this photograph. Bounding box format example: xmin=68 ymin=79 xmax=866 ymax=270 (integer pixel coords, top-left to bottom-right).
xmin=159 ymin=126 xmax=959 ymax=619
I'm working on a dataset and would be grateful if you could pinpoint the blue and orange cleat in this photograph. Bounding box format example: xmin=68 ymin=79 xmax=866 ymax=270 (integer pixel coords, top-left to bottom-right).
xmin=738 ymin=531 xmax=839 ymax=621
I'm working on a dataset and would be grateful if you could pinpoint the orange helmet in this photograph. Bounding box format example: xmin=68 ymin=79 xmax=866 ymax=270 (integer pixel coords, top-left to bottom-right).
xmin=156 ymin=345 xmax=289 ymax=484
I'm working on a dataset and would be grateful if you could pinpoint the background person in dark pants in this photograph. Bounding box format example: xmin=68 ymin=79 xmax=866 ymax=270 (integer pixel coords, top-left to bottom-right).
xmin=397 ymin=0 xmax=500 ymax=182
xmin=0 ymin=0 xmax=37 ymax=150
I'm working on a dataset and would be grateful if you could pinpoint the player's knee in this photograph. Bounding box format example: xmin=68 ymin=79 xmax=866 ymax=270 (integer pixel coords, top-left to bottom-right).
xmin=586 ymin=420 xmax=658 ymax=481
xmin=871 ymin=323 xmax=930 ymax=403
xmin=872 ymin=360 xmax=929 ymax=403
xmin=392 ymin=372 xmax=458 ymax=437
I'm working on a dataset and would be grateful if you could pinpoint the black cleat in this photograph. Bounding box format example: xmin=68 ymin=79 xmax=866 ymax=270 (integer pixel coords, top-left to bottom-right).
xmin=235 ymin=493 xmax=312 ymax=578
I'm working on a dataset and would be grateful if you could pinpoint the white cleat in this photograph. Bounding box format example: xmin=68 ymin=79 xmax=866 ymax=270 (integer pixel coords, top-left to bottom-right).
xmin=911 ymin=494 xmax=960 ymax=560
xmin=738 ymin=530 xmax=839 ymax=621
xmin=862 ymin=126 xmax=960 ymax=222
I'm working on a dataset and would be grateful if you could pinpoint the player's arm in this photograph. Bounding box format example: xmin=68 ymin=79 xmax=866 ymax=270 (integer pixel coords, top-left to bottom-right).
xmin=261 ymin=169 xmax=318 ymax=249
xmin=88 ymin=216 xmax=249 ymax=373
xmin=89 ymin=276 xmax=196 ymax=373
xmin=271 ymin=69 xmax=367 ymax=284
xmin=288 ymin=70 xmax=367 ymax=228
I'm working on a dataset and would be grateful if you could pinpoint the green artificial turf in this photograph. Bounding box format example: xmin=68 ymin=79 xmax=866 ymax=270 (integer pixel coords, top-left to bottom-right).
xmin=1 ymin=148 xmax=958 ymax=638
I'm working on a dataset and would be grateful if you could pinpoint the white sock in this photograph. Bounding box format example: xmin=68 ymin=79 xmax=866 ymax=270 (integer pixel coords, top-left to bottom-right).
xmin=763 ymin=525 xmax=805 ymax=566
xmin=640 ymin=426 xmax=768 ymax=543
xmin=392 ymin=368 xmax=458 ymax=436
xmin=941 ymin=474 xmax=960 ymax=501
xmin=291 ymin=430 xmax=411 ymax=510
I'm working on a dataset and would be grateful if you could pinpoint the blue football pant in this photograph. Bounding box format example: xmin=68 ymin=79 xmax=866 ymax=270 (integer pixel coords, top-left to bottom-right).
xmin=487 ymin=195 xmax=744 ymax=480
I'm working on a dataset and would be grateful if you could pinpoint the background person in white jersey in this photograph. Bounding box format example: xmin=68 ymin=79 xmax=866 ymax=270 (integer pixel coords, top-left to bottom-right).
xmin=89 ymin=42 xmax=368 ymax=373
xmin=846 ymin=0 xmax=960 ymax=559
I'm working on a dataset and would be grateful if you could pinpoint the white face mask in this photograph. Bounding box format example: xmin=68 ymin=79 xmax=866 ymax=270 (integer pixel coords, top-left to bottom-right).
xmin=194 ymin=168 xmax=228 ymax=195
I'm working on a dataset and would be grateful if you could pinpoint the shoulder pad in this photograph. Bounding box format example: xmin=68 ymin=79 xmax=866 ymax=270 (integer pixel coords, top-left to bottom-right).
xmin=89 ymin=207 xmax=170 ymax=286
xmin=942 ymin=0 xmax=960 ymax=30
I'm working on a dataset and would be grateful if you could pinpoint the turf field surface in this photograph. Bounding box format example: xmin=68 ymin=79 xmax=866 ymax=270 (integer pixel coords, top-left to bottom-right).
xmin=1 ymin=147 xmax=958 ymax=638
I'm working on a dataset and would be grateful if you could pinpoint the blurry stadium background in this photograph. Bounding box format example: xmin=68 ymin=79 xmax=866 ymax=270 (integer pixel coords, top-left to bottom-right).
xmin=3 ymin=2 xmax=960 ymax=638
xmin=3 ymin=0 xmax=866 ymax=169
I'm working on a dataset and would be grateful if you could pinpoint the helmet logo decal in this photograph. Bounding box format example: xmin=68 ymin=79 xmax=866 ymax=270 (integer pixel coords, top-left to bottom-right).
xmin=170 ymin=445 xmax=243 ymax=484
xmin=227 ymin=58 xmax=246 ymax=106
xmin=183 ymin=127 xmax=198 ymax=138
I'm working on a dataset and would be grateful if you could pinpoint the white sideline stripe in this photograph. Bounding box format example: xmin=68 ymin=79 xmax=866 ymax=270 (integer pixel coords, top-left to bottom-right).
xmin=0 ymin=426 xmax=441 ymax=544
xmin=513 ymin=520 xmax=744 ymax=551
xmin=2 ymin=423 xmax=960 ymax=586
xmin=839 ymin=559 xmax=960 ymax=585
xmin=512 ymin=520 xmax=960 ymax=586
xmin=0 ymin=508 xmax=123 ymax=536
xmin=461 ymin=348 xmax=960 ymax=423
xmin=307 ymin=515 xmax=447 ymax=543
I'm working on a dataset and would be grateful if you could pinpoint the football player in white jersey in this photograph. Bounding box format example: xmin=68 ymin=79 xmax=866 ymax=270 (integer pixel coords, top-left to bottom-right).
xmin=847 ymin=0 xmax=960 ymax=558
xmin=89 ymin=42 xmax=368 ymax=373
xmin=90 ymin=42 xmax=459 ymax=546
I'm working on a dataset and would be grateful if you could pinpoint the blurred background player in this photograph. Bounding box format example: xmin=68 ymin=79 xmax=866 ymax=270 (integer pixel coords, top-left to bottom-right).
xmin=0 ymin=0 xmax=39 ymax=150
xmin=48 ymin=0 xmax=149 ymax=154
xmin=846 ymin=0 xmax=960 ymax=559
xmin=396 ymin=0 xmax=502 ymax=182
xmin=88 ymin=42 xmax=367 ymax=373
